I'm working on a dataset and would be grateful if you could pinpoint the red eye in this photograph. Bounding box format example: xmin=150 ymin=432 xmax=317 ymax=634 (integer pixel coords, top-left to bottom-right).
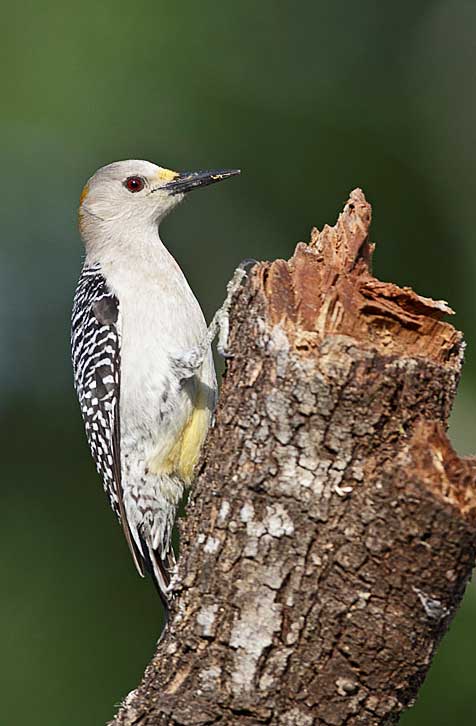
xmin=124 ymin=176 xmax=145 ymax=193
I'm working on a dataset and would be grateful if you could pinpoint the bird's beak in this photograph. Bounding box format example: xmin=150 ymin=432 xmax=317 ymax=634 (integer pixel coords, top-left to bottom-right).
xmin=164 ymin=169 xmax=240 ymax=195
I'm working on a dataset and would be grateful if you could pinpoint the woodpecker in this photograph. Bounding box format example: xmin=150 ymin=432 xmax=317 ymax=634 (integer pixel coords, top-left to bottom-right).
xmin=71 ymin=160 xmax=240 ymax=606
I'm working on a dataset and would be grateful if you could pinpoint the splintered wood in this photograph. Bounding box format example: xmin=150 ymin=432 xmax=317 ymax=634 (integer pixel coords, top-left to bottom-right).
xmin=257 ymin=189 xmax=462 ymax=364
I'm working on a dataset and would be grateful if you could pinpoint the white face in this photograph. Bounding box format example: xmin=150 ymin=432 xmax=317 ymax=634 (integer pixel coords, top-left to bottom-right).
xmin=78 ymin=160 xmax=240 ymax=249
xmin=79 ymin=160 xmax=185 ymax=230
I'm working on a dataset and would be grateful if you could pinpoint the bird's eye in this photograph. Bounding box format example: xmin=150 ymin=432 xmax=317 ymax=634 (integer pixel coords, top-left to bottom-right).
xmin=124 ymin=176 xmax=145 ymax=193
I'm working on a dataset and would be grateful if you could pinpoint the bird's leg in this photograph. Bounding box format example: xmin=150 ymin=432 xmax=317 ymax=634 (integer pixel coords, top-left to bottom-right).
xmin=170 ymin=260 xmax=256 ymax=380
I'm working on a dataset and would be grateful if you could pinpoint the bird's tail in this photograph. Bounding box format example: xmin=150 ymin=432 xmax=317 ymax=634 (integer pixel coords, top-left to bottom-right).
xmin=139 ymin=533 xmax=176 ymax=614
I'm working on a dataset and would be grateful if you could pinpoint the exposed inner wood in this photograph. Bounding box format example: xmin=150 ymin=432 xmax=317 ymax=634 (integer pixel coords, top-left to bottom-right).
xmin=259 ymin=189 xmax=461 ymax=365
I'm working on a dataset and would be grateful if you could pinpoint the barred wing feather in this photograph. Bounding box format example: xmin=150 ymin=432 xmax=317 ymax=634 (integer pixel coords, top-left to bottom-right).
xmin=71 ymin=263 xmax=144 ymax=577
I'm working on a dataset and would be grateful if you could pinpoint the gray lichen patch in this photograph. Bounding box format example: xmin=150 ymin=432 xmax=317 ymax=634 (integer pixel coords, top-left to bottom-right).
xmin=412 ymin=586 xmax=450 ymax=621
xmin=229 ymin=585 xmax=283 ymax=696
xmin=197 ymin=604 xmax=219 ymax=638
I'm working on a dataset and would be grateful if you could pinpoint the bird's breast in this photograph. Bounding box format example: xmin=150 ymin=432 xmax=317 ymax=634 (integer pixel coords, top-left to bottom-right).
xmin=103 ymin=254 xmax=217 ymax=481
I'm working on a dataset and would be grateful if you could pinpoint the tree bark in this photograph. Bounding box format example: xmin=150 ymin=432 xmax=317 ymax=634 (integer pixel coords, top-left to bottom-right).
xmin=109 ymin=189 xmax=476 ymax=726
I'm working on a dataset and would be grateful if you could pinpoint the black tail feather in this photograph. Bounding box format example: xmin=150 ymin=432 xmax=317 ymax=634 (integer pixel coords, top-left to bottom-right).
xmin=138 ymin=533 xmax=174 ymax=618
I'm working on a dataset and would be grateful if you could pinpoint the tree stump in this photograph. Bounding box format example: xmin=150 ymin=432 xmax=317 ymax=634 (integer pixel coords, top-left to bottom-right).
xmin=109 ymin=189 xmax=476 ymax=726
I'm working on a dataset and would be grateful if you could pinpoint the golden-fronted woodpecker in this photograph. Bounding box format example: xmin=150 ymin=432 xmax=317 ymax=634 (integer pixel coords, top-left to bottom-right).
xmin=71 ymin=160 xmax=240 ymax=606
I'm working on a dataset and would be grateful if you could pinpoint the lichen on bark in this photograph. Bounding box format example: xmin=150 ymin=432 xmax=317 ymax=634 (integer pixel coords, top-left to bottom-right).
xmin=110 ymin=189 xmax=476 ymax=726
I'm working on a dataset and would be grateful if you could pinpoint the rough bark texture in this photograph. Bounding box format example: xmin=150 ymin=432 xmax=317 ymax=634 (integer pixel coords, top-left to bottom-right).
xmin=109 ymin=190 xmax=476 ymax=726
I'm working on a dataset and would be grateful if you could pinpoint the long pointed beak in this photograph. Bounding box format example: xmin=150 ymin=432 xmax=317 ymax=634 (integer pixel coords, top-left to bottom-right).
xmin=164 ymin=168 xmax=240 ymax=195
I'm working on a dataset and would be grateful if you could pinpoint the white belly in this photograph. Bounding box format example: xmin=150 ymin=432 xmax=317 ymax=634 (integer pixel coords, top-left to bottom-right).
xmin=101 ymin=243 xmax=217 ymax=477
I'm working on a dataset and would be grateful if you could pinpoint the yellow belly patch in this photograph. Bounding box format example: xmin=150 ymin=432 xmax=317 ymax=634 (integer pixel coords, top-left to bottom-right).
xmin=149 ymin=383 xmax=212 ymax=483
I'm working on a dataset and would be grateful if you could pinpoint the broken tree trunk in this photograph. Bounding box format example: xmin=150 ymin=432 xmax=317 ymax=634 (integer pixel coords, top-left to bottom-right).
xmin=110 ymin=189 xmax=476 ymax=726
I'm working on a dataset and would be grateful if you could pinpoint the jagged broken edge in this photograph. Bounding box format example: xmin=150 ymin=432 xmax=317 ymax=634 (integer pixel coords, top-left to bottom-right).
xmin=252 ymin=188 xmax=463 ymax=367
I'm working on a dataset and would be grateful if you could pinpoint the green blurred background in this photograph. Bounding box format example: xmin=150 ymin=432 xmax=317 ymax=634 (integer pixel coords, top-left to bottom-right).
xmin=1 ymin=0 xmax=476 ymax=723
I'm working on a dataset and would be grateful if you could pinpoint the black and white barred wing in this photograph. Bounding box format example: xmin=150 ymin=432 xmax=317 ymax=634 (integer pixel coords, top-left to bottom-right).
xmin=71 ymin=264 xmax=144 ymax=576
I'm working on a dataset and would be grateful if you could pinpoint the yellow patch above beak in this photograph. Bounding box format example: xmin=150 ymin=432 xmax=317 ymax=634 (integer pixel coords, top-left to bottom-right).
xmin=79 ymin=183 xmax=89 ymax=206
xmin=154 ymin=167 xmax=179 ymax=183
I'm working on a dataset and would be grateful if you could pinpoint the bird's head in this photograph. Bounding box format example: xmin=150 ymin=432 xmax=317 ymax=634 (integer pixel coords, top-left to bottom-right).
xmin=78 ymin=159 xmax=240 ymax=243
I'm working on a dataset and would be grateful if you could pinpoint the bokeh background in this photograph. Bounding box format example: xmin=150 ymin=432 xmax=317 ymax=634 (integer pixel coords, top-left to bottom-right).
xmin=1 ymin=1 xmax=476 ymax=723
